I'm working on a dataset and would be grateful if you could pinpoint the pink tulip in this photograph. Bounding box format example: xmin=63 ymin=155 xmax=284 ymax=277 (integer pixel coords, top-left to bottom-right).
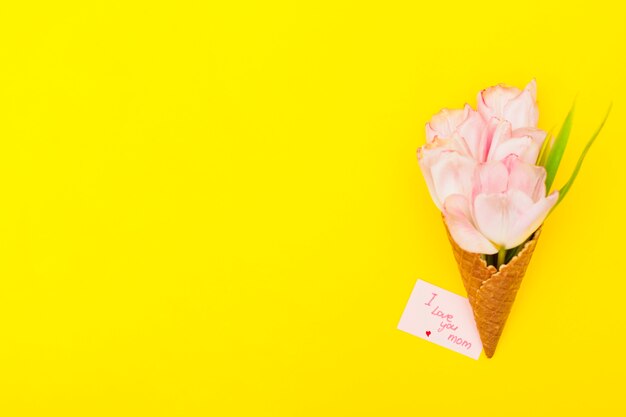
xmin=423 ymin=83 xmax=547 ymax=165
xmin=477 ymin=80 xmax=539 ymax=130
xmin=478 ymin=118 xmax=547 ymax=164
xmin=442 ymin=155 xmax=558 ymax=254
xmin=426 ymin=104 xmax=485 ymax=148
xmin=417 ymin=145 xmax=476 ymax=210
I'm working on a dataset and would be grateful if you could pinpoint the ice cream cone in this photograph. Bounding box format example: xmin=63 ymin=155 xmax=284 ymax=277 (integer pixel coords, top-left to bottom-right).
xmin=443 ymin=218 xmax=541 ymax=358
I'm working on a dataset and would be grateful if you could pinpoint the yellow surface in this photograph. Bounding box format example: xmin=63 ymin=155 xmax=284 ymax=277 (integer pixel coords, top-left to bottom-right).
xmin=0 ymin=1 xmax=625 ymax=415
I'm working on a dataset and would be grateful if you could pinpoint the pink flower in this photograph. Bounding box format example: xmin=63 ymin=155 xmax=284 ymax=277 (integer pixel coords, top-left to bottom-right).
xmin=425 ymin=104 xmax=486 ymax=161
xmin=418 ymin=146 xmax=476 ymax=210
xmin=422 ymin=81 xmax=546 ymax=165
xmin=418 ymin=81 xmax=556 ymax=254
xmin=477 ymin=79 xmax=539 ymax=130
xmin=477 ymin=118 xmax=547 ymax=164
xmin=442 ymin=156 xmax=558 ymax=254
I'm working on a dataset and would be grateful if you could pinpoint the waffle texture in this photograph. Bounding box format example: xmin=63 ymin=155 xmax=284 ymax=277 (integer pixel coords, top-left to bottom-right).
xmin=444 ymin=220 xmax=541 ymax=358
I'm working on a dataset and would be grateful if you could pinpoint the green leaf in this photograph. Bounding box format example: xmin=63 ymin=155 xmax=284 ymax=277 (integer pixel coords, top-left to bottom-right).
xmin=544 ymin=102 xmax=576 ymax=192
xmin=537 ymin=136 xmax=551 ymax=165
xmin=555 ymin=103 xmax=612 ymax=205
xmin=536 ymin=127 xmax=555 ymax=168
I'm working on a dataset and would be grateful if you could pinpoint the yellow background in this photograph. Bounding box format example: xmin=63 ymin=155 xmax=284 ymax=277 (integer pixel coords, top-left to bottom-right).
xmin=0 ymin=1 xmax=625 ymax=415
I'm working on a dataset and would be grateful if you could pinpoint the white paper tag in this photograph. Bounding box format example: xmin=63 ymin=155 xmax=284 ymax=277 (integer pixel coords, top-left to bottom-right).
xmin=398 ymin=279 xmax=483 ymax=359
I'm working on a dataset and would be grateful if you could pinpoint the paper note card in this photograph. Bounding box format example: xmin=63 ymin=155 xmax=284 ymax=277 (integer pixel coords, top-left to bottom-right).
xmin=398 ymin=279 xmax=482 ymax=359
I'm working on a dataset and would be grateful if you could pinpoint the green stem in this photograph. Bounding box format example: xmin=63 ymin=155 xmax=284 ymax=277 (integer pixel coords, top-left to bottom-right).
xmin=497 ymin=247 xmax=506 ymax=269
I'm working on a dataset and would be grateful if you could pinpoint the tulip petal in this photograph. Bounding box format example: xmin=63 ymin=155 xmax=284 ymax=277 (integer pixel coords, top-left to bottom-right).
xmin=502 ymin=84 xmax=539 ymax=129
xmin=473 ymin=190 xmax=535 ymax=248
xmin=443 ymin=194 xmax=498 ymax=254
xmin=478 ymin=85 xmax=521 ymax=122
xmin=506 ymin=191 xmax=558 ymax=248
xmin=418 ymin=147 xmax=476 ymax=210
xmin=491 ymin=136 xmax=541 ymax=164
xmin=485 ymin=119 xmax=513 ymax=162
xmin=429 ymin=151 xmax=476 ymax=209
xmin=505 ymin=156 xmax=547 ymax=201
xmin=456 ymin=105 xmax=487 ymax=159
xmin=477 ymin=80 xmax=539 ymax=130
xmin=474 ymin=160 xmax=508 ymax=196
xmin=512 ymin=126 xmax=547 ymax=146
xmin=417 ymin=146 xmax=445 ymax=210
xmin=511 ymin=127 xmax=547 ymax=164
xmin=447 ymin=132 xmax=474 ymax=156
xmin=525 ymin=78 xmax=537 ymax=101
xmin=426 ymin=107 xmax=470 ymax=143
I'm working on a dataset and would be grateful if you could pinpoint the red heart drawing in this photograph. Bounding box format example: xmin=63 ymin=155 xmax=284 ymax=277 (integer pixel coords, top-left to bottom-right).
xmin=426 ymin=331 xmax=431 ymax=337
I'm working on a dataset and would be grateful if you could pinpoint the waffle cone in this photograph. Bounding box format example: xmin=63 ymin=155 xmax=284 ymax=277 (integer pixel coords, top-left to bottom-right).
xmin=443 ymin=219 xmax=541 ymax=358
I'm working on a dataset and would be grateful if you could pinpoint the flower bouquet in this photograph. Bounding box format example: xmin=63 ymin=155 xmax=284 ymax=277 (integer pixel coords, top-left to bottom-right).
xmin=417 ymin=80 xmax=610 ymax=357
